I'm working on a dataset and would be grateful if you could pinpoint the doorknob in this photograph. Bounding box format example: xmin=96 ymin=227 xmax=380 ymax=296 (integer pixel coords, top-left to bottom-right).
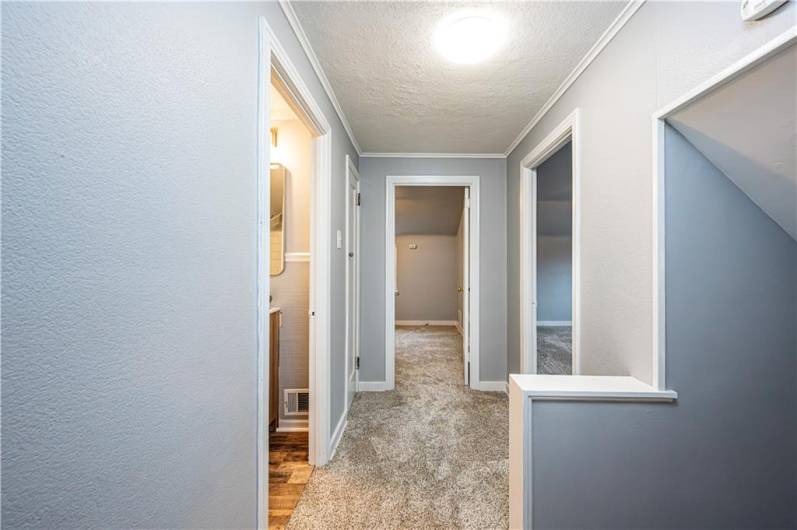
xmin=457 ymin=287 xmax=463 ymax=293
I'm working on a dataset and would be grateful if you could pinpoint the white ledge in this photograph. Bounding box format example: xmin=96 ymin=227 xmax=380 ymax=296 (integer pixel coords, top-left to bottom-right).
xmin=509 ymin=374 xmax=677 ymax=402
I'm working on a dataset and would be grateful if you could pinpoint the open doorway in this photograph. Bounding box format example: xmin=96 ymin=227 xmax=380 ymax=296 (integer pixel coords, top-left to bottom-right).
xmin=385 ymin=176 xmax=481 ymax=389
xmin=266 ymin=77 xmax=315 ymax=528
xmin=257 ymin=18 xmax=337 ymax=529
xmin=535 ymin=141 xmax=573 ymax=374
xmin=393 ymin=185 xmax=467 ymax=382
xmin=519 ymin=109 xmax=581 ymax=375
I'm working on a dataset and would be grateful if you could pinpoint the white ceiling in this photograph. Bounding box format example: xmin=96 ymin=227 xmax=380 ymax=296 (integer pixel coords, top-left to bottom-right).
xmin=669 ymin=43 xmax=797 ymax=241
xmin=291 ymin=1 xmax=626 ymax=154
xmin=396 ymin=186 xmax=465 ymax=235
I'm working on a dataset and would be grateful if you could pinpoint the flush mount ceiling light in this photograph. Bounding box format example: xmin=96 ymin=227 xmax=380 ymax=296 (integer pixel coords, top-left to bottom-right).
xmin=433 ymin=10 xmax=507 ymax=65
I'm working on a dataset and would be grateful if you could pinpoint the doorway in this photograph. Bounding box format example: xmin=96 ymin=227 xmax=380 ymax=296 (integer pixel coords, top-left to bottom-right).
xmin=534 ymin=141 xmax=573 ymax=374
xmin=519 ymin=109 xmax=581 ymax=375
xmin=266 ymin=69 xmax=316 ymax=530
xmin=385 ymin=175 xmax=481 ymax=389
xmin=257 ymin=17 xmax=335 ymax=530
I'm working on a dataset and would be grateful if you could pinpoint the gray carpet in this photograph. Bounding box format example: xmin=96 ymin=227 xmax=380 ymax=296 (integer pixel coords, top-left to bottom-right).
xmin=536 ymin=326 xmax=572 ymax=375
xmin=287 ymin=325 xmax=509 ymax=529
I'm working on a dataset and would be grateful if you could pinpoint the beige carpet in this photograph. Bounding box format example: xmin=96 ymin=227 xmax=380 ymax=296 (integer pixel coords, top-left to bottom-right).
xmin=287 ymin=325 xmax=509 ymax=529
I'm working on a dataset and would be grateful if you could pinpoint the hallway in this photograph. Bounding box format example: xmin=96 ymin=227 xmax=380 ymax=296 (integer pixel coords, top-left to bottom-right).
xmin=287 ymin=326 xmax=509 ymax=529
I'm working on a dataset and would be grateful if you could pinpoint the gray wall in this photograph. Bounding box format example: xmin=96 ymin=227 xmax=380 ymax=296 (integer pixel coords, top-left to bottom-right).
xmin=529 ymin=125 xmax=796 ymax=529
xmin=1 ymin=3 xmax=358 ymax=528
xmin=536 ymin=143 xmax=572 ymax=322
xmin=359 ymin=157 xmax=507 ymax=383
xmin=536 ymin=239 xmax=572 ymax=322
xmin=395 ymin=235 xmax=458 ymax=322
xmin=506 ymin=0 xmax=797 ymax=381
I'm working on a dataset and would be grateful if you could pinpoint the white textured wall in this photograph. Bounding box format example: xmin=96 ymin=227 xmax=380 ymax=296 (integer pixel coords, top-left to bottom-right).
xmin=1 ymin=3 xmax=358 ymax=527
xmin=506 ymin=1 xmax=797 ymax=382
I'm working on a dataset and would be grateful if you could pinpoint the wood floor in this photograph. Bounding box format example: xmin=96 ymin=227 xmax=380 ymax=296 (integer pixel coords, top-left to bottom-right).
xmin=269 ymin=431 xmax=313 ymax=530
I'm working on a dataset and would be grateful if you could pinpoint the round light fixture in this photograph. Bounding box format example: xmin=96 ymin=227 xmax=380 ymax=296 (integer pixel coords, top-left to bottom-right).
xmin=433 ymin=10 xmax=507 ymax=65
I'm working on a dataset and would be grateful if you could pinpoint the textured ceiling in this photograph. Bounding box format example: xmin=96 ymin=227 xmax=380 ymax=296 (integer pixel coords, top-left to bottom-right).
xmin=669 ymin=43 xmax=797 ymax=241
xmin=292 ymin=1 xmax=626 ymax=154
xmin=396 ymin=186 xmax=465 ymax=235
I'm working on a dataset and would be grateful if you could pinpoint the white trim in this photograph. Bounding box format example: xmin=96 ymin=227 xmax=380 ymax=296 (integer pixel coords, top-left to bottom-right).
xmin=361 ymin=152 xmax=506 ymax=159
xmin=471 ymin=381 xmax=508 ymax=393
xmin=278 ymin=0 xmax=362 ymax=155
xmin=344 ymin=154 xmax=361 ymax=413
xmin=386 ymin=175 xmax=481 ymax=390
xmin=259 ymin=18 xmax=334 ymax=484
xmin=519 ymin=109 xmax=582 ymax=377
xmin=650 ymin=26 xmax=797 ymax=391
xmin=537 ymin=321 xmax=572 ymax=327
xmin=256 ymin=18 xmax=271 ymax=530
xmin=328 ymin=413 xmax=348 ymax=460
xmin=285 ymin=252 xmax=310 ymax=262
xmin=277 ymin=418 xmax=309 ymax=433
xmin=357 ymin=381 xmax=391 ymax=392
xmin=508 ymin=375 xmax=676 ymax=530
xmin=504 ymin=0 xmax=645 ymax=157
xmin=395 ymin=320 xmax=458 ymax=327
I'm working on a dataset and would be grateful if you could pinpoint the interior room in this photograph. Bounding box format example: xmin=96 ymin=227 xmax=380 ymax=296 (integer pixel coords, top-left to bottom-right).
xmin=267 ymin=80 xmax=314 ymax=529
xmin=2 ymin=2 xmax=795 ymax=529
xmin=394 ymin=185 xmax=467 ymax=381
xmin=535 ymin=141 xmax=573 ymax=375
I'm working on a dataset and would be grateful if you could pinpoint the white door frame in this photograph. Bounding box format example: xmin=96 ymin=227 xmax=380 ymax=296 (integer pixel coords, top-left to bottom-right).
xmin=519 ymin=108 xmax=581 ymax=375
xmin=650 ymin=27 xmax=797 ymax=391
xmin=345 ymin=155 xmax=360 ymax=410
xmin=385 ymin=175 xmax=481 ymax=390
xmin=461 ymin=188 xmax=470 ymax=385
xmin=257 ymin=17 xmax=334 ymax=529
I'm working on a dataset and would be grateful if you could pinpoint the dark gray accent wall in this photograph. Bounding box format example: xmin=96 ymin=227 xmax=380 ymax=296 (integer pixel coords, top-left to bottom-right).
xmin=358 ymin=157 xmax=507 ymax=383
xmin=536 ymin=143 xmax=572 ymax=322
xmin=528 ymin=125 xmax=796 ymax=529
xmin=1 ymin=3 xmax=358 ymax=527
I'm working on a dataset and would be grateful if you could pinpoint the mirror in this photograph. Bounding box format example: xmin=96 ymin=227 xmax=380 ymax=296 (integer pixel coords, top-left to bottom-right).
xmin=270 ymin=163 xmax=286 ymax=275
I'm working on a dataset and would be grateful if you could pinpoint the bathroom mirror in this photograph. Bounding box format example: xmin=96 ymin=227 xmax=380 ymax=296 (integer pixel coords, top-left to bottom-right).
xmin=270 ymin=164 xmax=286 ymax=276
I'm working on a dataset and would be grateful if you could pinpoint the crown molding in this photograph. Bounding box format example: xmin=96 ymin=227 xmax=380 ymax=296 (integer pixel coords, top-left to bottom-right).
xmin=503 ymin=0 xmax=646 ymax=157
xmin=279 ymin=0 xmax=362 ymax=155
xmin=361 ymin=152 xmax=506 ymax=159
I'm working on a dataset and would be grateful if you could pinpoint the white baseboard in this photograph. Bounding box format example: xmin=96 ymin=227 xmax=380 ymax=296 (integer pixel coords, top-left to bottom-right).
xmin=276 ymin=418 xmax=308 ymax=432
xmin=472 ymin=380 xmax=508 ymax=393
xmin=328 ymin=412 xmax=348 ymax=460
xmin=395 ymin=320 xmax=458 ymax=327
xmin=455 ymin=322 xmax=463 ymax=335
xmin=538 ymin=320 xmax=572 ymax=327
xmin=358 ymin=381 xmax=392 ymax=391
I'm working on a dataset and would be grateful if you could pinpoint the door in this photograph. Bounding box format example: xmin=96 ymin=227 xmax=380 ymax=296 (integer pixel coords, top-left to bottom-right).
xmin=462 ymin=188 xmax=470 ymax=385
xmin=345 ymin=162 xmax=360 ymax=409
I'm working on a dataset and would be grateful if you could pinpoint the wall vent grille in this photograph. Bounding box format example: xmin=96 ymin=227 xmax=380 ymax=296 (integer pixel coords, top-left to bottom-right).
xmin=284 ymin=388 xmax=309 ymax=416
